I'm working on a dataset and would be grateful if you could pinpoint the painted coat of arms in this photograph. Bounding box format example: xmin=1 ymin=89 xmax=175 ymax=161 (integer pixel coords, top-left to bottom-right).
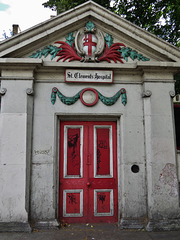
xmin=30 ymin=21 xmax=150 ymax=63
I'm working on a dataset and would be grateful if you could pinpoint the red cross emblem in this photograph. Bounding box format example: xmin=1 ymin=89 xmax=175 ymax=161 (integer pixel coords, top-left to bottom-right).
xmin=83 ymin=34 xmax=97 ymax=56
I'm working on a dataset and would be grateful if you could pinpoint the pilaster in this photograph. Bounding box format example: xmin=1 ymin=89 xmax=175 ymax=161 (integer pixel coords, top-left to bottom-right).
xmin=142 ymin=71 xmax=180 ymax=231
xmin=0 ymin=65 xmax=37 ymax=232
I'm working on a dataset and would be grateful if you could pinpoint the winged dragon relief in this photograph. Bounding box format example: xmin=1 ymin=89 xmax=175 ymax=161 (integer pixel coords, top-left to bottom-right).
xmin=30 ymin=21 xmax=150 ymax=63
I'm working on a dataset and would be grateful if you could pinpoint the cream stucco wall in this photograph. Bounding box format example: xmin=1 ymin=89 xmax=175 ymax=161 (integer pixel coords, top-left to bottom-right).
xmin=1 ymin=59 xmax=180 ymax=231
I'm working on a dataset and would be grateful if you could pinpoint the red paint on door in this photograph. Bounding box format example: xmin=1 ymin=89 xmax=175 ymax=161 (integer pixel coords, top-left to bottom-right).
xmin=67 ymin=128 xmax=81 ymax=175
xmin=59 ymin=121 xmax=118 ymax=223
xmin=96 ymin=128 xmax=110 ymax=175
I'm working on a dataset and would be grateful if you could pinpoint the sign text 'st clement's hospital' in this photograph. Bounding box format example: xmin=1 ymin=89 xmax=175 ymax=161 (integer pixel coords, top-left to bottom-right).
xmin=65 ymin=69 xmax=113 ymax=83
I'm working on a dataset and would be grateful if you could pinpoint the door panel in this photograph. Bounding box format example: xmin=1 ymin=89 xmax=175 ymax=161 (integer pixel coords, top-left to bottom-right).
xmin=94 ymin=189 xmax=114 ymax=216
xmin=94 ymin=126 xmax=113 ymax=177
xmin=59 ymin=121 xmax=117 ymax=223
xmin=63 ymin=189 xmax=83 ymax=217
xmin=64 ymin=126 xmax=83 ymax=178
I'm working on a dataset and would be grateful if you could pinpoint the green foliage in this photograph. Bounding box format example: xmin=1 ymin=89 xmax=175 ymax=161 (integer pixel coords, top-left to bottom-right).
xmin=119 ymin=47 xmax=150 ymax=62
xmin=113 ymin=0 xmax=180 ymax=47
xmin=43 ymin=0 xmax=180 ymax=47
xmin=105 ymin=34 xmax=113 ymax=49
xmin=29 ymin=32 xmax=75 ymax=60
xmin=51 ymin=88 xmax=82 ymax=105
xmin=43 ymin=0 xmax=112 ymax=14
xmin=97 ymin=89 xmax=127 ymax=106
xmin=176 ymin=81 xmax=180 ymax=95
xmin=51 ymin=87 xmax=127 ymax=106
xmin=65 ymin=32 xmax=75 ymax=47
xmin=29 ymin=45 xmax=60 ymax=60
xmin=175 ymin=75 xmax=180 ymax=95
xmin=85 ymin=21 xmax=95 ymax=31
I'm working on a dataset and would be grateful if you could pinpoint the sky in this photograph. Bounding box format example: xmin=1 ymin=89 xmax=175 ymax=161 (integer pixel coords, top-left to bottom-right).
xmin=0 ymin=0 xmax=54 ymax=40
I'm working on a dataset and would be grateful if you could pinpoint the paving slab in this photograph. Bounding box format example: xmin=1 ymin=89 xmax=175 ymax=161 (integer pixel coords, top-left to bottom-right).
xmin=0 ymin=224 xmax=180 ymax=240
xmin=21 ymin=231 xmax=56 ymax=240
xmin=148 ymin=231 xmax=180 ymax=240
xmin=0 ymin=233 xmax=24 ymax=240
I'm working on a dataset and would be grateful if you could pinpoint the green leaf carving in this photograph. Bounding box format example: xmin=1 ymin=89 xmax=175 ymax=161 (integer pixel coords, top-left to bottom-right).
xmin=121 ymin=92 xmax=127 ymax=106
xmin=51 ymin=91 xmax=57 ymax=105
xmin=85 ymin=21 xmax=95 ymax=31
xmin=51 ymin=88 xmax=127 ymax=107
xmin=65 ymin=32 xmax=75 ymax=47
xmin=29 ymin=32 xmax=75 ymax=60
xmin=97 ymin=88 xmax=127 ymax=106
xmin=97 ymin=90 xmax=121 ymax=106
xmin=57 ymin=90 xmax=82 ymax=105
xmin=51 ymin=88 xmax=82 ymax=105
xmin=105 ymin=34 xmax=114 ymax=48
xmin=119 ymin=47 xmax=150 ymax=62
xmin=29 ymin=45 xmax=60 ymax=60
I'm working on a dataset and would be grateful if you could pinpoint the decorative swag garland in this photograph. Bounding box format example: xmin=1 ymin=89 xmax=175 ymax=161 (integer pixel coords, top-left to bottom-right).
xmin=51 ymin=87 xmax=127 ymax=107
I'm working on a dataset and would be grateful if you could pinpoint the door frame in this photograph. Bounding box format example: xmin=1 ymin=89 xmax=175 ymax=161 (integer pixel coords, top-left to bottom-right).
xmin=53 ymin=113 xmax=122 ymax=224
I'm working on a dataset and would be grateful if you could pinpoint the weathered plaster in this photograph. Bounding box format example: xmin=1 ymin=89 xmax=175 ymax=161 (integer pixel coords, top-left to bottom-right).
xmin=0 ymin=1 xmax=180 ymax=232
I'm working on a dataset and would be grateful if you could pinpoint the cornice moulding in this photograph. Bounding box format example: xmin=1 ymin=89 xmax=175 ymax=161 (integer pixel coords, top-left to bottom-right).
xmin=41 ymin=61 xmax=180 ymax=71
xmin=0 ymin=59 xmax=179 ymax=73
xmin=0 ymin=58 xmax=42 ymax=71
xmin=0 ymin=77 xmax=35 ymax=81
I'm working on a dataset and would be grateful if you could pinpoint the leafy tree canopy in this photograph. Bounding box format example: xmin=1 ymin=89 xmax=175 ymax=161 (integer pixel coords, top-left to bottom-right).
xmin=113 ymin=0 xmax=180 ymax=48
xmin=43 ymin=0 xmax=112 ymax=14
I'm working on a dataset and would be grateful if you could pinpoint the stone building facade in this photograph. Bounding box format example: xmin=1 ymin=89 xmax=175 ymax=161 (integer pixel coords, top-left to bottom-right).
xmin=0 ymin=1 xmax=180 ymax=232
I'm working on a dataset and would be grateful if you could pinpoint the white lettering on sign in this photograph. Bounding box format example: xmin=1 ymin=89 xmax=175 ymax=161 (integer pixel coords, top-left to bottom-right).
xmin=65 ymin=69 xmax=113 ymax=83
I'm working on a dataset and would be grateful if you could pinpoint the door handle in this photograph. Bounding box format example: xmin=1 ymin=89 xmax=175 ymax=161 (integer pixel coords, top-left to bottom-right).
xmin=86 ymin=182 xmax=91 ymax=186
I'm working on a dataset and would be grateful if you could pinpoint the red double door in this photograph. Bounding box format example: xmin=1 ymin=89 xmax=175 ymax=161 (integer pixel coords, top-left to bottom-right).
xmin=59 ymin=121 xmax=118 ymax=223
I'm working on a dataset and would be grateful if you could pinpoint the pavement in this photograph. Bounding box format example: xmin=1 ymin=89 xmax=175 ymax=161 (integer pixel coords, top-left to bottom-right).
xmin=0 ymin=223 xmax=180 ymax=240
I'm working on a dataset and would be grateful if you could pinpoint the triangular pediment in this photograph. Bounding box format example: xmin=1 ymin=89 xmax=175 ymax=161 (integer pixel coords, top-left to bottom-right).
xmin=0 ymin=1 xmax=180 ymax=64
